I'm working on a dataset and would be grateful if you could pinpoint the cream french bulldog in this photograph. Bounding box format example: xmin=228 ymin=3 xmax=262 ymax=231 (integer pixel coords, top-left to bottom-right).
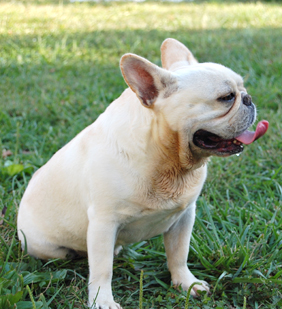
xmin=17 ymin=38 xmax=268 ymax=309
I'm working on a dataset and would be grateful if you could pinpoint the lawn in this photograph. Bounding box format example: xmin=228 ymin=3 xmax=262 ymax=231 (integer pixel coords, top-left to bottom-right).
xmin=0 ymin=0 xmax=282 ymax=308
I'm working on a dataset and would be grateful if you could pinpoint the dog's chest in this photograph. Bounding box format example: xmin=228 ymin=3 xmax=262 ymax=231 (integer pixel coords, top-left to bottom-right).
xmin=117 ymin=184 xmax=201 ymax=245
xmin=116 ymin=169 xmax=205 ymax=245
xmin=116 ymin=203 xmax=188 ymax=246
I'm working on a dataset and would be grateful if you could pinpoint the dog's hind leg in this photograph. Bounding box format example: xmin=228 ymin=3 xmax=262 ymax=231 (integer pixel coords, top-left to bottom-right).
xmin=18 ymin=229 xmax=77 ymax=260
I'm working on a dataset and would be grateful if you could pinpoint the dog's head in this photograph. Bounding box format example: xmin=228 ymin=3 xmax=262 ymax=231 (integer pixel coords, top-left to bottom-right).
xmin=120 ymin=38 xmax=268 ymax=164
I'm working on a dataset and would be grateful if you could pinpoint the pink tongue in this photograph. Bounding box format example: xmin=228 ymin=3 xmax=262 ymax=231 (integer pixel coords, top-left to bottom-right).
xmin=235 ymin=120 xmax=269 ymax=145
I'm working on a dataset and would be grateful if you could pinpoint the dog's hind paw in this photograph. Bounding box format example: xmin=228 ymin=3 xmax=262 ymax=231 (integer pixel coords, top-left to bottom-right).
xmin=114 ymin=245 xmax=123 ymax=256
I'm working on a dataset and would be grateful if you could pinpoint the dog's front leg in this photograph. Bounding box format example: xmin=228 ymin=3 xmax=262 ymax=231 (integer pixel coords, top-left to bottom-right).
xmin=87 ymin=209 xmax=122 ymax=309
xmin=164 ymin=203 xmax=209 ymax=297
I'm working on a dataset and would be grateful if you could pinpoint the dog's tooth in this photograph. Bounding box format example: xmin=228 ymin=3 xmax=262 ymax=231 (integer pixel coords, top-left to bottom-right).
xmin=233 ymin=139 xmax=242 ymax=145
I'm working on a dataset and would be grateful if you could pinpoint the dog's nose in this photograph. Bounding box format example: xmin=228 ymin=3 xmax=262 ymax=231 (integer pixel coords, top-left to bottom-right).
xmin=242 ymin=94 xmax=252 ymax=106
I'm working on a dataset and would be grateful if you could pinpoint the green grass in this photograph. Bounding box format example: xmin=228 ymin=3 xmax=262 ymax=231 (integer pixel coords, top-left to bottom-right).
xmin=1 ymin=1 xmax=282 ymax=308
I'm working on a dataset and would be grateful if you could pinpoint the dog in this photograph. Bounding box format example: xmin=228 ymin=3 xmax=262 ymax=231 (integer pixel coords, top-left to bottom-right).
xmin=17 ymin=38 xmax=268 ymax=308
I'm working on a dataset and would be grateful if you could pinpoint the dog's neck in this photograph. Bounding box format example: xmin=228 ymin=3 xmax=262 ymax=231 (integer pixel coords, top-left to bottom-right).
xmin=148 ymin=111 xmax=207 ymax=200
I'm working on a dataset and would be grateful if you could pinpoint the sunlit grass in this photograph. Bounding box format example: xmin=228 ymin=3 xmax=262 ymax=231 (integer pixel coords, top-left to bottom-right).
xmin=1 ymin=2 xmax=282 ymax=34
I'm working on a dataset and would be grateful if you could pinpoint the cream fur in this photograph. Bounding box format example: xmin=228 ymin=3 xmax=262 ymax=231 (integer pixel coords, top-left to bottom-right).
xmin=17 ymin=38 xmax=256 ymax=309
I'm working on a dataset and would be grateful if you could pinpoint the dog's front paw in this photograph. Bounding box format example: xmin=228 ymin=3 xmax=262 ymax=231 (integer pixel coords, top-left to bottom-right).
xmin=171 ymin=268 xmax=210 ymax=297
xmin=89 ymin=292 xmax=122 ymax=309
xmin=174 ymin=278 xmax=210 ymax=297
xmin=92 ymin=301 xmax=122 ymax=309
xmin=187 ymin=279 xmax=210 ymax=297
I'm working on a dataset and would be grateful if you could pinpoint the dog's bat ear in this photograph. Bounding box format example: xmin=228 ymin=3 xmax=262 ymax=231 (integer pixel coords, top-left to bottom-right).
xmin=120 ymin=54 xmax=176 ymax=107
xmin=161 ymin=38 xmax=198 ymax=71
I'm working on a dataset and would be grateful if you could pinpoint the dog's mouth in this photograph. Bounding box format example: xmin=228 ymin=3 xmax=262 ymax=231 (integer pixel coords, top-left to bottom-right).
xmin=193 ymin=130 xmax=244 ymax=155
xmin=193 ymin=120 xmax=269 ymax=156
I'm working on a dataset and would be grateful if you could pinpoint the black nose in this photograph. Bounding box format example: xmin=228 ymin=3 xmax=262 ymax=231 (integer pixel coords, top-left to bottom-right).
xmin=243 ymin=94 xmax=252 ymax=106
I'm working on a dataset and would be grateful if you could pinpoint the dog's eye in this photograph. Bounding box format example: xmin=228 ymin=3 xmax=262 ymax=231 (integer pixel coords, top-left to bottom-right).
xmin=219 ymin=93 xmax=235 ymax=102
